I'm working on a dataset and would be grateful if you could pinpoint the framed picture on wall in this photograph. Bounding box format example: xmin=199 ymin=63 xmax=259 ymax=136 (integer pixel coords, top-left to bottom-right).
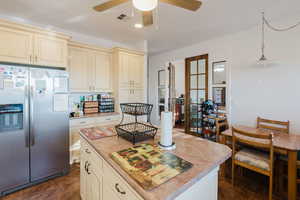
xmin=212 ymin=61 xmax=226 ymax=85
xmin=212 ymin=87 xmax=226 ymax=107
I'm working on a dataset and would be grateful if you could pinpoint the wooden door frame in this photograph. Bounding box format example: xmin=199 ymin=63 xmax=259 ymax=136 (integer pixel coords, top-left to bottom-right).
xmin=184 ymin=54 xmax=209 ymax=135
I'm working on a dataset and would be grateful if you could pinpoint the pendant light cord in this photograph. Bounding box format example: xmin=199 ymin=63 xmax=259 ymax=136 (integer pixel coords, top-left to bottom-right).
xmin=261 ymin=12 xmax=265 ymax=57
xmin=263 ymin=15 xmax=300 ymax=32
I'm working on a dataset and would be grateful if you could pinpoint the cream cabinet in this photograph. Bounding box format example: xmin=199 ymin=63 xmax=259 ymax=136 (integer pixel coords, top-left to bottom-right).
xmin=68 ymin=42 xmax=112 ymax=93
xmin=0 ymin=19 xmax=69 ymax=68
xmin=68 ymin=46 xmax=92 ymax=92
xmin=80 ymin=138 xmax=143 ymax=200
xmin=69 ymin=115 xmax=120 ymax=164
xmin=113 ymin=48 xmax=145 ymax=110
xmin=93 ymin=51 xmax=112 ymax=92
xmin=34 ymin=34 xmax=68 ymax=68
xmin=80 ymin=139 xmax=103 ymax=200
xmin=118 ymin=51 xmax=144 ymax=89
xmin=0 ymin=27 xmax=33 ymax=64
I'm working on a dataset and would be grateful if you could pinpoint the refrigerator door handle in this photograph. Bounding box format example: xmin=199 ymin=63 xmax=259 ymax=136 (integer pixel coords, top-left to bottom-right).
xmin=30 ymin=85 xmax=35 ymax=146
xmin=24 ymin=85 xmax=30 ymax=148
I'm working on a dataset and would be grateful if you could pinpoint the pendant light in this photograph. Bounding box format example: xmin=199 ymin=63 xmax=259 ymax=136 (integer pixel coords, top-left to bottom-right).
xmin=258 ymin=12 xmax=269 ymax=66
xmin=257 ymin=12 xmax=300 ymax=66
xmin=132 ymin=0 xmax=158 ymax=11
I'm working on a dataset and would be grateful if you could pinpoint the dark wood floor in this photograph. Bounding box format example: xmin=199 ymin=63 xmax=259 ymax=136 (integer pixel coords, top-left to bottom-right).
xmin=1 ymin=164 xmax=296 ymax=200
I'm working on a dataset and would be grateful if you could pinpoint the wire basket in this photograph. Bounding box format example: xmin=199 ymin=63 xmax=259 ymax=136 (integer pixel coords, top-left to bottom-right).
xmin=115 ymin=122 xmax=158 ymax=144
xmin=120 ymin=103 xmax=153 ymax=116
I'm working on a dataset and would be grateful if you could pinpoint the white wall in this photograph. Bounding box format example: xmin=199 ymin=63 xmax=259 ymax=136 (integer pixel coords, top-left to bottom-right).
xmin=149 ymin=14 xmax=300 ymax=133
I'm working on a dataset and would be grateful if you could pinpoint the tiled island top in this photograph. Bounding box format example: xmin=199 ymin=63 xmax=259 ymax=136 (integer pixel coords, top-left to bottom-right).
xmin=80 ymin=129 xmax=232 ymax=200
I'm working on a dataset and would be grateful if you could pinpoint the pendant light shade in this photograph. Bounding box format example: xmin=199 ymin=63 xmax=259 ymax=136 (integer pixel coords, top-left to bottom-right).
xmin=132 ymin=0 xmax=158 ymax=11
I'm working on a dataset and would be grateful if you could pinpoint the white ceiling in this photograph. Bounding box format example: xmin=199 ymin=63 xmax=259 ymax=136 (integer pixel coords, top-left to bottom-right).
xmin=0 ymin=0 xmax=300 ymax=54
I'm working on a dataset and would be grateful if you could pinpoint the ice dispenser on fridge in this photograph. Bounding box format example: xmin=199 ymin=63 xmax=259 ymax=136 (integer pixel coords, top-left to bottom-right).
xmin=0 ymin=104 xmax=23 ymax=132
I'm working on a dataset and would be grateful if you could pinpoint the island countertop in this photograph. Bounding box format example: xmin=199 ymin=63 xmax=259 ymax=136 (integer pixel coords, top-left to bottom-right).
xmin=80 ymin=129 xmax=232 ymax=200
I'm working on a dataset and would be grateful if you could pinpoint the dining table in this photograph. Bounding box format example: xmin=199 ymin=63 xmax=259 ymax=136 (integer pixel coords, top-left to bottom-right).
xmin=221 ymin=125 xmax=300 ymax=200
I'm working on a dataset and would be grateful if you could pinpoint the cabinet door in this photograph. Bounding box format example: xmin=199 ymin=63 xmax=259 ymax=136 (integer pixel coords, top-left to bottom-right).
xmin=34 ymin=34 xmax=68 ymax=68
xmin=86 ymin=171 xmax=102 ymax=200
xmin=80 ymin=155 xmax=87 ymax=200
xmin=68 ymin=47 xmax=92 ymax=92
xmin=103 ymin=185 xmax=120 ymax=200
xmin=130 ymin=89 xmax=145 ymax=103
xmin=129 ymin=54 xmax=144 ymax=89
xmin=0 ymin=27 xmax=33 ymax=64
xmin=119 ymin=89 xmax=130 ymax=104
xmin=94 ymin=52 xmax=112 ymax=92
xmin=119 ymin=52 xmax=130 ymax=88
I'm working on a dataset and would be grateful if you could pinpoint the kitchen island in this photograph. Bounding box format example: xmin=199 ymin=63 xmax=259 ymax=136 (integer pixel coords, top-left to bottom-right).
xmin=79 ymin=128 xmax=231 ymax=200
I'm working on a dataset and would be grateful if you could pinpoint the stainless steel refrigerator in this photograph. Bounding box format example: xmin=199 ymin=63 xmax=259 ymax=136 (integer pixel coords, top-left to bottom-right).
xmin=0 ymin=64 xmax=69 ymax=196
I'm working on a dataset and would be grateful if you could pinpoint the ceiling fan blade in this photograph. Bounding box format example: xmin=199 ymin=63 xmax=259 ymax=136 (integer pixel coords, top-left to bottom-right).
xmin=93 ymin=0 xmax=129 ymax=12
xmin=143 ymin=11 xmax=153 ymax=27
xmin=160 ymin=0 xmax=202 ymax=11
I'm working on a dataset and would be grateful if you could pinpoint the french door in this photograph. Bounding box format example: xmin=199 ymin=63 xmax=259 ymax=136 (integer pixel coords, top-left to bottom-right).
xmin=185 ymin=54 xmax=208 ymax=136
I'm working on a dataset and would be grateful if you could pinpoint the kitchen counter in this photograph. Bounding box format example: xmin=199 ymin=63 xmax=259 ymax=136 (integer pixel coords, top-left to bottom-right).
xmin=70 ymin=112 xmax=119 ymax=120
xmin=80 ymin=128 xmax=231 ymax=200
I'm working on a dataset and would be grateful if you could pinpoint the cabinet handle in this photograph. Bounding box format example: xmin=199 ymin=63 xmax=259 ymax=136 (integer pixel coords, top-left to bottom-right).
xmin=86 ymin=163 xmax=91 ymax=175
xmin=84 ymin=161 xmax=88 ymax=172
xmin=80 ymin=121 xmax=87 ymax=124
xmin=30 ymin=55 xmax=32 ymax=63
xmin=115 ymin=183 xmax=126 ymax=195
xmin=85 ymin=149 xmax=91 ymax=154
xmin=35 ymin=55 xmax=37 ymax=63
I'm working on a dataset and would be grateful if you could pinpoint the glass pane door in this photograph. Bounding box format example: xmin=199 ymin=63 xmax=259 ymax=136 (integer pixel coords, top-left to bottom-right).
xmin=185 ymin=54 xmax=208 ymax=136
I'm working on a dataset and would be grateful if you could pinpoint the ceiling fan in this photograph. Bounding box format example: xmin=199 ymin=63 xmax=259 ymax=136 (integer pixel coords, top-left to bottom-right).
xmin=93 ymin=0 xmax=202 ymax=27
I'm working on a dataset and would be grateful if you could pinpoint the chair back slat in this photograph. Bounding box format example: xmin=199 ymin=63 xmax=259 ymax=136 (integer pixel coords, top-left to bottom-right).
xmin=257 ymin=117 xmax=289 ymax=134
xmin=232 ymin=127 xmax=273 ymax=149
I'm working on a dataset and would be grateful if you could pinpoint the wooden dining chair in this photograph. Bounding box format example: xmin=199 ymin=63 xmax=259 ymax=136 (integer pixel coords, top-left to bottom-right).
xmin=216 ymin=118 xmax=228 ymax=143
xmin=257 ymin=117 xmax=289 ymax=134
xmin=257 ymin=117 xmax=291 ymax=196
xmin=232 ymin=126 xmax=274 ymax=200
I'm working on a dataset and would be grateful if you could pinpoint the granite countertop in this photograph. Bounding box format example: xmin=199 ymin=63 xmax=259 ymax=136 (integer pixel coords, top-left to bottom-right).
xmin=80 ymin=129 xmax=232 ymax=200
xmin=69 ymin=112 xmax=120 ymax=120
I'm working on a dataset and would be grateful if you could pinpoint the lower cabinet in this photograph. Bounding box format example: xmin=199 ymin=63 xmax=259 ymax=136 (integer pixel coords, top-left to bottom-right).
xmin=80 ymin=139 xmax=103 ymax=200
xmin=70 ymin=115 xmax=120 ymax=164
xmin=80 ymin=138 xmax=143 ymax=200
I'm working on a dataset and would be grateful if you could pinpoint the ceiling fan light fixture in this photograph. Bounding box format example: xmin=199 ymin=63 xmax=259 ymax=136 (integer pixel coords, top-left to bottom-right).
xmin=132 ymin=0 xmax=158 ymax=11
xmin=134 ymin=23 xmax=143 ymax=28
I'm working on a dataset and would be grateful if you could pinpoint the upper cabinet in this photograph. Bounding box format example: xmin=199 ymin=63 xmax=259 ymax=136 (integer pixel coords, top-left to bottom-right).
xmin=34 ymin=34 xmax=68 ymax=68
xmin=0 ymin=19 xmax=70 ymax=68
xmin=93 ymin=51 xmax=112 ymax=91
xmin=68 ymin=42 xmax=113 ymax=93
xmin=68 ymin=46 xmax=91 ymax=92
xmin=118 ymin=51 xmax=144 ymax=89
xmin=112 ymin=48 xmax=145 ymax=107
xmin=0 ymin=27 xmax=33 ymax=64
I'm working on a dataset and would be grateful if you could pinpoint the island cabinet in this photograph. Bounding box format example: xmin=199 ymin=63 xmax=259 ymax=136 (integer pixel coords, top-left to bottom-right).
xmin=70 ymin=114 xmax=120 ymax=164
xmin=68 ymin=42 xmax=113 ymax=93
xmin=80 ymin=138 xmax=142 ymax=200
xmin=80 ymin=130 xmax=232 ymax=200
xmin=0 ymin=19 xmax=70 ymax=68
